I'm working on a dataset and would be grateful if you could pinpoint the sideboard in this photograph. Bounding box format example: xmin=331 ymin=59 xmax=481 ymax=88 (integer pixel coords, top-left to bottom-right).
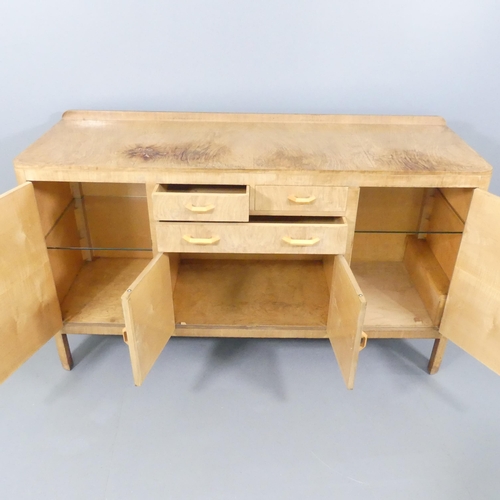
xmin=1 ymin=111 xmax=499 ymax=389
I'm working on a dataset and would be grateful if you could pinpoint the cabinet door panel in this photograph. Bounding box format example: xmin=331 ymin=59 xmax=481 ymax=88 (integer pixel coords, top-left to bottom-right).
xmin=327 ymin=255 xmax=367 ymax=389
xmin=122 ymin=253 xmax=175 ymax=385
xmin=0 ymin=183 xmax=62 ymax=383
xmin=440 ymin=189 xmax=500 ymax=374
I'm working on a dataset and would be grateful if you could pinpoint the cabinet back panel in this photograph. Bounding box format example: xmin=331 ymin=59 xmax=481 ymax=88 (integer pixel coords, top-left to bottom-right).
xmin=83 ymin=183 xmax=152 ymax=258
xmin=82 ymin=183 xmax=147 ymax=197
xmin=352 ymin=187 xmax=425 ymax=262
xmin=352 ymin=233 xmax=408 ymax=262
xmin=173 ymin=259 xmax=330 ymax=327
xmin=355 ymin=188 xmax=425 ymax=231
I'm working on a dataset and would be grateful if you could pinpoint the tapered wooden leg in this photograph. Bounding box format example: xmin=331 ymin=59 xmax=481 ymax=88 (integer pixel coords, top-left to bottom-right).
xmin=428 ymin=337 xmax=447 ymax=374
xmin=55 ymin=332 xmax=73 ymax=371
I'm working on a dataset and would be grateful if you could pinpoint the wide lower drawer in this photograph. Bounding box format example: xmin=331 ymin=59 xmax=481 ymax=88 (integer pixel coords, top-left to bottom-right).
xmin=155 ymin=217 xmax=348 ymax=254
xmin=152 ymin=184 xmax=249 ymax=221
xmin=254 ymin=185 xmax=348 ymax=214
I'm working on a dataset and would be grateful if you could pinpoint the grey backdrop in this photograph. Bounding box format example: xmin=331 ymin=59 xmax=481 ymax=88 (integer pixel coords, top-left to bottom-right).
xmin=2 ymin=3 xmax=500 ymax=499
xmin=1 ymin=0 xmax=499 ymax=191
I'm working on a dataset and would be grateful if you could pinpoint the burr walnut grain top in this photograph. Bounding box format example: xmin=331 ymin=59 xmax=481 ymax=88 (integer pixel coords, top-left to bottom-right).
xmin=14 ymin=111 xmax=492 ymax=179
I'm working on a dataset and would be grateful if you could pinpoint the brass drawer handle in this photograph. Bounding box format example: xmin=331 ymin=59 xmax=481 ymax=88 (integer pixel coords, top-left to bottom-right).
xmin=185 ymin=202 xmax=215 ymax=213
xmin=282 ymin=236 xmax=320 ymax=246
xmin=182 ymin=235 xmax=220 ymax=245
xmin=288 ymin=194 xmax=316 ymax=204
xmin=359 ymin=332 xmax=368 ymax=351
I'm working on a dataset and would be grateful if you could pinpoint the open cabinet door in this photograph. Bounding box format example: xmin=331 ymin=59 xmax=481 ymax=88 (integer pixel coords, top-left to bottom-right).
xmin=122 ymin=253 xmax=175 ymax=385
xmin=440 ymin=189 xmax=500 ymax=375
xmin=0 ymin=183 xmax=62 ymax=383
xmin=327 ymin=255 xmax=367 ymax=389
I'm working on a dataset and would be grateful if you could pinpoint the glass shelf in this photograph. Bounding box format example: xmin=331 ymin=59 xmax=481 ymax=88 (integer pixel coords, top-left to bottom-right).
xmin=354 ymin=230 xmax=463 ymax=235
xmin=47 ymin=246 xmax=153 ymax=251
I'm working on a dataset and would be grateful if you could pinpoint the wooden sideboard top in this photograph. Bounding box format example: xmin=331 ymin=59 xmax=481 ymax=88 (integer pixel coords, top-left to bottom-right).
xmin=14 ymin=111 xmax=492 ymax=188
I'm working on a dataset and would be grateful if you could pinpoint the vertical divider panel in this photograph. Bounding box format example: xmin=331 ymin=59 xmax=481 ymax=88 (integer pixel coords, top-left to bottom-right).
xmin=146 ymin=183 xmax=160 ymax=257
xmin=344 ymin=187 xmax=360 ymax=264
xmin=146 ymin=182 xmax=180 ymax=291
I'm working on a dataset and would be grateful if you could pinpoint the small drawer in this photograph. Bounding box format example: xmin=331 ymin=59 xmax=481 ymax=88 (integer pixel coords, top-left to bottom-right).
xmin=152 ymin=184 xmax=249 ymax=222
xmin=254 ymin=185 xmax=348 ymax=214
xmin=156 ymin=217 xmax=347 ymax=255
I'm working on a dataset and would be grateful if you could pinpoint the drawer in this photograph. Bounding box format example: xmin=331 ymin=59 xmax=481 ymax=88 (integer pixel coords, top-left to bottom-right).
xmin=254 ymin=185 xmax=348 ymax=214
xmin=152 ymin=184 xmax=249 ymax=222
xmin=155 ymin=217 xmax=347 ymax=254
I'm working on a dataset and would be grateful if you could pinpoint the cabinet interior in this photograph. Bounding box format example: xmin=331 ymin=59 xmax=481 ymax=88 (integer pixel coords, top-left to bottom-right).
xmin=173 ymin=258 xmax=330 ymax=336
xmin=33 ymin=182 xmax=474 ymax=340
xmin=34 ymin=181 xmax=151 ymax=335
xmin=351 ymin=187 xmax=472 ymax=334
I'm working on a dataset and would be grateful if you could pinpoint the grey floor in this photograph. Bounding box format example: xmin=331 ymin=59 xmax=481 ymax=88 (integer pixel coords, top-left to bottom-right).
xmin=1 ymin=335 xmax=499 ymax=500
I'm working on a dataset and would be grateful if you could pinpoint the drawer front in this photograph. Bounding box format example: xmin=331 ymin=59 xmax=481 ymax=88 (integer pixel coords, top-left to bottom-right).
xmin=152 ymin=185 xmax=249 ymax=222
xmin=254 ymin=185 xmax=348 ymax=214
xmin=156 ymin=219 xmax=347 ymax=255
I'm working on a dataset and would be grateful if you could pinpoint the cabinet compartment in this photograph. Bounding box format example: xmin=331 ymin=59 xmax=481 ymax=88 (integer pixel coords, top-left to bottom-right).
xmin=36 ymin=181 xmax=152 ymax=306
xmin=152 ymin=184 xmax=249 ymax=222
xmin=156 ymin=217 xmax=347 ymax=254
xmin=254 ymin=185 xmax=348 ymax=215
xmin=173 ymin=259 xmax=330 ymax=336
xmin=40 ymin=181 xmax=155 ymax=329
xmin=351 ymin=187 xmax=470 ymax=339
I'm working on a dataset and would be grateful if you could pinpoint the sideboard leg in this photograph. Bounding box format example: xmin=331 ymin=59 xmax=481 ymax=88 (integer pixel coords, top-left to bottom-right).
xmin=428 ymin=337 xmax=447 ymax=374
xmin=55 ymin=332 xmax=73 ymax=371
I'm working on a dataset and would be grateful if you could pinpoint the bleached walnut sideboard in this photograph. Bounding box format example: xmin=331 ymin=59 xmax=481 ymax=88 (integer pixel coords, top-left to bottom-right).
xmin=1 ymin=111 xmax=499 ymax=389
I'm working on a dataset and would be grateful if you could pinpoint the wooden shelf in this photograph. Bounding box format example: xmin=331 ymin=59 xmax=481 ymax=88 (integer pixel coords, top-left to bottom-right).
xmin=351 ymin=261 xmax=436 ymax=336
xmin=61 ymin=257 xmax=149 ymax=335
xmin=173 ymin=259 xmax=330 ymax=337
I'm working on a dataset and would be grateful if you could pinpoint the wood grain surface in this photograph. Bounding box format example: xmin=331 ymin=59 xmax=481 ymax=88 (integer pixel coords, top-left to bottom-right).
xmin=0 ymin=183 xmax=62 ymax=383
xmin=14 ymin=112 xmax=492 ymax=188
